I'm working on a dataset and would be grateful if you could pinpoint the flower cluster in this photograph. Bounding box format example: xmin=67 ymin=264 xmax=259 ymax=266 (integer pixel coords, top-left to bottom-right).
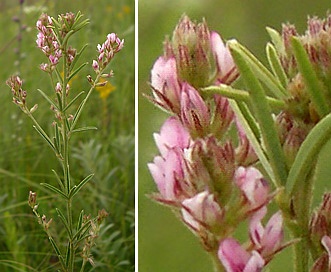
xmin=36 ymin=13 xmax=62 ymax=71
xmin=148 ymin=16 xmax=285 ymax=271
xmin=272 ymin=14 xmax=331 ymax=167
xmin=92 ymin=33 xmax=124 ymax=75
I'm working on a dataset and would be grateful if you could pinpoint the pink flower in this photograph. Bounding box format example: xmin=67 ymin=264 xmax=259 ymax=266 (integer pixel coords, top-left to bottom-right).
xmin=249 ymin=211 xmax=284 ymax=260
xmin=210 ymin=31 xmax=239 ymax=85
xmin=218 ymin=238 xmax=265 ymax=272
xmin=234 ymin=166 xmax=269 ymax=211
xmin=180 ymin=83 xmax=210 ymax=137
xmin=148 ymin=148 xmax=187 ymax=205
xmin=153 ymin=117 xmax=190 ymax=157
xmin=181 ymin=191 xmax=224 ymax=233
xmin=150 ymin=56 xmax=182 ymax=114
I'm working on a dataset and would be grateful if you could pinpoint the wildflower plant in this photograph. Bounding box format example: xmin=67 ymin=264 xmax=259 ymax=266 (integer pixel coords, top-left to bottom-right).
xmin=7 ymin=12 xmax=123 ymax=271
xmin=147 ymin=14 xmax=331 ymax=271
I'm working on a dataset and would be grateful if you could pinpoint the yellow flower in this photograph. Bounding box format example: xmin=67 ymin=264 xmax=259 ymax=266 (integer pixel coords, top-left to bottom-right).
xmin=122 ymin=5 xmax=131 ymax=14
xmin=96 ymin=77 xmax=116 ymax=100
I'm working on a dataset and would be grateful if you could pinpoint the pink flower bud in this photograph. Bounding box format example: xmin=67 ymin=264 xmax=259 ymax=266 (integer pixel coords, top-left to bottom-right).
xmin=218 ymin=238 xmax=265 ymax=272
xmin=153 ymin=117 xmax=190 ymax=157
xmin=234 ymin=166 xmax=269 ymax=211
xmin=249 ymin=211 xmax=284 ymax=259
xmin=180 ymin=83 xmax=210 ymax=138
xmin=150 ymin=56 xmax=182 ymax=114
xmin=55 ymin=82 xmax=62 ymax=93
xmin=92 ymin=60 xmax=99 ymax=72
xmin=181 ymin=191 xmax=224 ymax=233
xmin=148 ymin=148 xmax=186 ymax=205
xmin=210 ymin=31 xmax=238 ymax=85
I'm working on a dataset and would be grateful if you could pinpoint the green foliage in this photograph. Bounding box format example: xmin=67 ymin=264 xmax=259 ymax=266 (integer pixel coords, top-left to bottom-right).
xmin=0 ymin=0 xmax=134 ymax=271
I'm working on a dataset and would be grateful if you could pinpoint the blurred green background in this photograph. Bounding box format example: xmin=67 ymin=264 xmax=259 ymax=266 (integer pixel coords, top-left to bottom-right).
xmin=0 ymin=0 xmax=134 ymax=271
xmin=138 ymin=0 xmax=331 ymax=271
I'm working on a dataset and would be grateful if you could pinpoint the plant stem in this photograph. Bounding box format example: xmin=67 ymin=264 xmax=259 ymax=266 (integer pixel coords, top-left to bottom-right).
xmin=211 ymin=252 xmax=225 ymax=272
xmin=291 ymin=170 xmax=314 ymax=272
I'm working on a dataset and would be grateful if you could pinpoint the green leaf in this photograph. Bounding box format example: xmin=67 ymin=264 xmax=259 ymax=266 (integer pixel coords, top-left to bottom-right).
xmin=229 ymin=40 xmax=288 ymax=187
xmin=49 ymin=236 xmax=66 ymax=269
xmin=70 ymin=126 xmax=98 ymax=134
xmin=229 ymin=40 xmax=287 ymax=99
xmin=65 ymin=241 xmax=71 ymax=266
xmin=32 ymin=125 xmax=56 ymax=152
xmin=291 ymin=37 xmax=329 ymax=118
xmin=68 ymin=62 xmax=88 ymax=82
xmin=76 ymin=210 xmax=84 ymax=233
xmin=54 ymin=123 xmax=61 ymax=155
xmin=70 ymin=44 xmax=88 ymax=71
xmin=266 ymin=43 xmax=288 ymax=88
xmin=266 ymin=27 xmax=284 ymax=53
xmin=69 ymin=173 xmax=94 ymax=199
xmin=37 ymin=89 xmax=58 ymax=110
xmin=204 ymin=84 xmax=286 ymax=111
xmin=286 ymin=113 xmax=331 ymax=194
xmin=73 ymin=219 xmax=91 ymax=241
xmin=56 ymin=208 xmax=72 ymax=238
xmin=63 ymin=91 xmax=85 ymax=112
xmin=40 ymin=183 xmax=68 ymax=199
xmin=51 ymin=169 xmax=65 ymax=192
xmin=229 ymin=100 xmax=276 ymax=184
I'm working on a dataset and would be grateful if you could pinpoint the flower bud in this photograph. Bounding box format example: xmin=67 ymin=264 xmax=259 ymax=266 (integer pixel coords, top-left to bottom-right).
xmin=218 ymin=238 xmax=265 ymax=272
xmin=171 ymin=15 xmax=217 ymax=88
xmin=181 ymin=191 xmax=224 ymax=234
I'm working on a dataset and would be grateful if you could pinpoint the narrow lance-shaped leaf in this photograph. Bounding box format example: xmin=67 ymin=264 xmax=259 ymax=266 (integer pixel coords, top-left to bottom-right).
xmin=70 ymin=126 xmax=98 ymax=134
xmin=37 ymin=89 xmax=59 ymax=110
xmin=70 ymin=43 xmax=88 ymax=71
xmin=52 ymin=169 xmax=65 ymax=192
xmin=68 ymin=62 xmax=88 ymax=82
xmin=229 ymin=39 xmax=287 ymax=99
xmin=204 ymin=84 xmax=286 ymax=111
xmin=40 ymin=183 xmax=68 ymax=199
xmin=32 ymin=125 xmax=56 ymax=153
xmin=286 ymin=112 xmax=331 ymax=194
xmin=69 ymin=173 xmax=94 ymax=199
xmin=266 ymin=27 xmax=284 ymax=53
xmin=291 ymin=37 xmax=329 ymax=118
xmin=266 ymin=43 xmax=288 ymax=88
xmin=229 ymin=100 xmax=276 ymax=184
xmin=63 ymin=91 xmax=85 ymax=112
xmin=56 ymin=208 xmax=72 ymax=238
xmin=49 ymin=237 xmax=66 ymax=270
xmin=229 ymin=40 xmax=288 ymax=187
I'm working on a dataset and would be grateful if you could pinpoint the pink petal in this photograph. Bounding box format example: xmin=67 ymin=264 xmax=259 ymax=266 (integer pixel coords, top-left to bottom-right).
xmin=154 ymin=117 xmax=190 ymax=157
xmin=219 ymin=238 xmax=250 ymax=272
